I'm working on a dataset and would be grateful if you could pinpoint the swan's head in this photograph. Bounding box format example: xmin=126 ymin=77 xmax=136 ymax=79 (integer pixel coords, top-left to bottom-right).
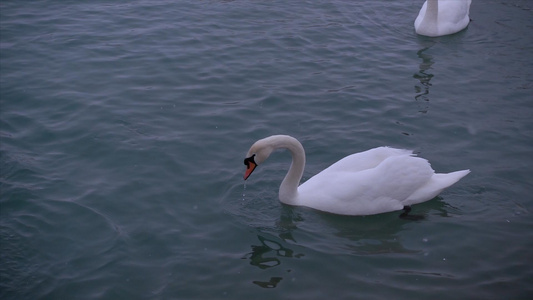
xmin=243 ymin=138 xmax=275 ymax=180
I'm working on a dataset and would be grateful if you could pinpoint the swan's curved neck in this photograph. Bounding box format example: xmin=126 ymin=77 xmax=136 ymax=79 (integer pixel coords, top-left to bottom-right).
xmin=272 ymin=136 xmax=305 ymax=205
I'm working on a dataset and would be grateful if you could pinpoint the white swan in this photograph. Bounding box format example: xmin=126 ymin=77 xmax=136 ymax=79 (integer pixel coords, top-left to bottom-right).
xmin=414 ymin=0 xmax=472 ymax=37
xmin=243 ymin=135 xmax=470 ymax=216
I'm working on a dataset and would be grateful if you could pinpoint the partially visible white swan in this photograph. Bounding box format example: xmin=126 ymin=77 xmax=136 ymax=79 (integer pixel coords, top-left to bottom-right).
xmin=243 ymin=135 xmax=470 ymax=216
xmin=415 ymin=0 xmax=472 ymax=37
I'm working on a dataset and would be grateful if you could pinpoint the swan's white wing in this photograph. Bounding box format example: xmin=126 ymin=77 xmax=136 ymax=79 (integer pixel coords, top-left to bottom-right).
xmin=321 ymin=147 xmax=413 ymax=174
xmin=440 ymin=0 xmax=471 ymax=23
xmin=299 ymin=155 xmax=435 ymax=215
xmin=438 ymin=0 xmax=471 ymax=34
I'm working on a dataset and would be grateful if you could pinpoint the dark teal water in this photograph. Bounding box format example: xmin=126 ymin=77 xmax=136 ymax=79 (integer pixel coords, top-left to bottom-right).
xmin=1 ymin=1 xmax=532 ymax=299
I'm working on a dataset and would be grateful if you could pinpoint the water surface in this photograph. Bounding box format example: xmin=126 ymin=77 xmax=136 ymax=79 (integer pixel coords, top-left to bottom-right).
xmin=1 ymin=1 xmax=532 ymax=299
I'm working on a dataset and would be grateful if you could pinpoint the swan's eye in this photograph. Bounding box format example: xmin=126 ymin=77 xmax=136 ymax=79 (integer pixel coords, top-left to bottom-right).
xmin=244 ymin=154 xmax=256 ymax=167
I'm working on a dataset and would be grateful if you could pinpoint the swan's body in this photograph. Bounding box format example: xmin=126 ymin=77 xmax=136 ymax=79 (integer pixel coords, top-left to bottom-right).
xmin=415 ymin=0 xmax=472 ymax=37
xmin=243 ymin=135 xmax=470 ymax=216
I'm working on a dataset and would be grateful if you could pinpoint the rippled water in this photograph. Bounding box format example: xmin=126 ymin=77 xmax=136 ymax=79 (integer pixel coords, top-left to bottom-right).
xmin=1 ymin=1 xmax=532 ymax=299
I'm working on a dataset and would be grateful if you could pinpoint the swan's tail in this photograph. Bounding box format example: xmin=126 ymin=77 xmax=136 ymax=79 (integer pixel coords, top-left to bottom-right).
xmin=405 ymin=169 xmax=470 ymax=206
xmin=437 ymin=169 xmax=471 ymax=187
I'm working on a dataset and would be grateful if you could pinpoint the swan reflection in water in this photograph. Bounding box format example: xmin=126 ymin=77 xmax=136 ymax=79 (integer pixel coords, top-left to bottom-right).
xmin=243 ymin=234 xmax=304 ymax=270
xmin=413 ymin=25 xmax=470 ymax=114
xmin=414 ymin=47 xmax=435 ymax=113
xmin=242 ymin=232 xmax=303 ymax=288
xmin=243 ymin=199 xmax=452 ymax=288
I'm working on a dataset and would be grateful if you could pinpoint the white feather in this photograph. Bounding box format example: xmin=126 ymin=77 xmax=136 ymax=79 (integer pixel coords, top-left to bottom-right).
xmin=244 ymin=135 xmax=470 ymax=216
xmin=415 ymin=0 xmax=472 ymax=37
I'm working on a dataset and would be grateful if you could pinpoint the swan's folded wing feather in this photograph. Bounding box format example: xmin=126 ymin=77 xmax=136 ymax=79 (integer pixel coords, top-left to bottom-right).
xmin=299 ymin=155 xmax=435 ymax=215
xmin=322 ymin=147 xmax=413 ymax=174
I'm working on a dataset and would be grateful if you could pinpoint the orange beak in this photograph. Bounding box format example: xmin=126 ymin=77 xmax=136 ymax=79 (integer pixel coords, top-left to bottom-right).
xmin=244 ymin=161 xmax=256 ymax=180
xmin=243 ymin=155 xmax=257 ymax=180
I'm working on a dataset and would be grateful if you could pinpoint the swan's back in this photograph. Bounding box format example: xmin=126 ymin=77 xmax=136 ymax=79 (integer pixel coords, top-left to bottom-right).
xmin=298 ymin=149 xmax=470 ymax=215
xmin=299 ymin=154 xmax=432 ymax=215
xmin=321 ymin=147 xmax=413 ymax=174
